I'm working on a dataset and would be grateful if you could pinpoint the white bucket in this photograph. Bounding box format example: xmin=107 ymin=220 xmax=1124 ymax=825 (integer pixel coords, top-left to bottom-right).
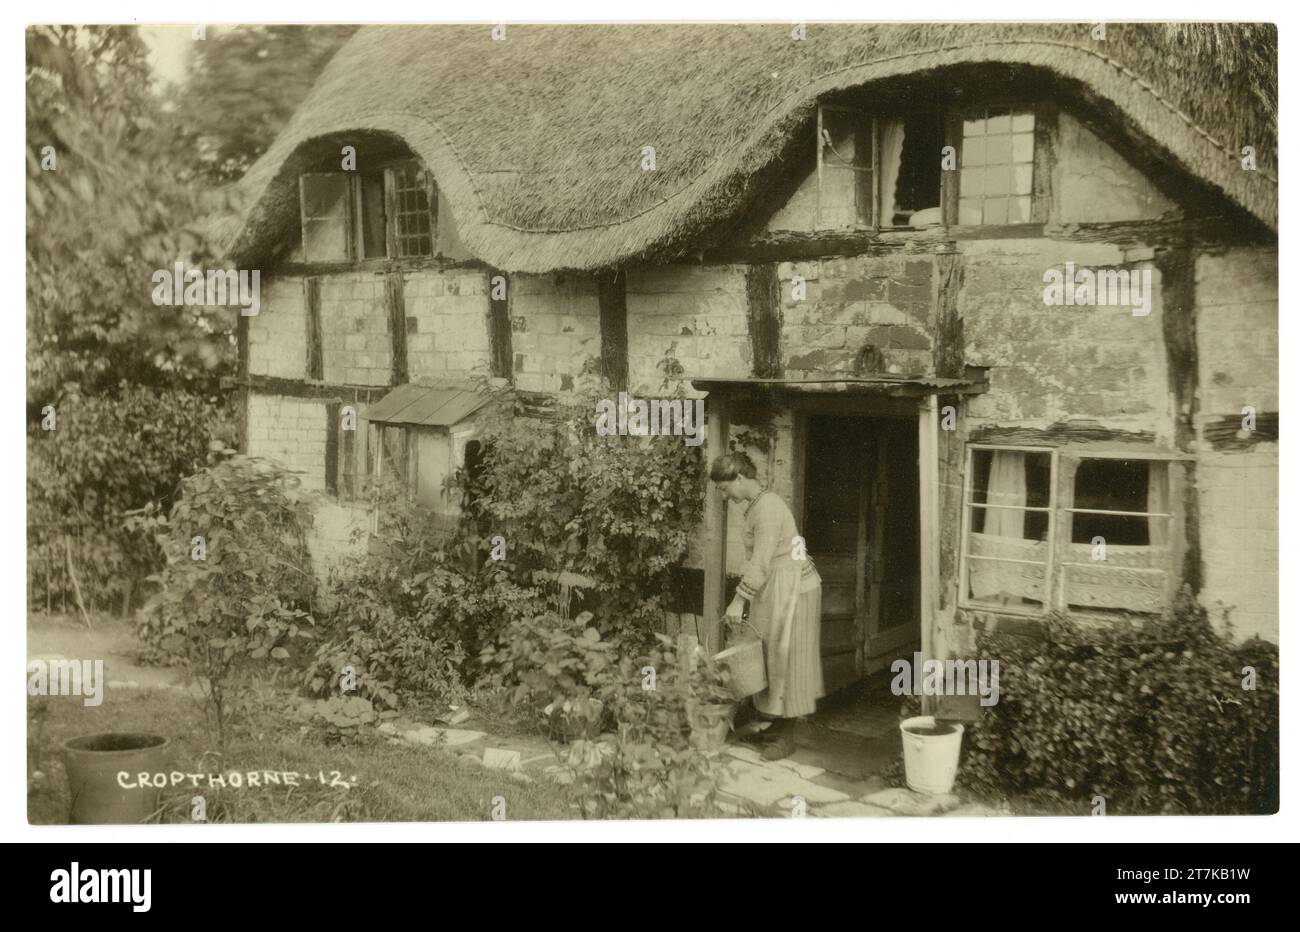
xmin=900 ymin=715 xmax=965 ymax=795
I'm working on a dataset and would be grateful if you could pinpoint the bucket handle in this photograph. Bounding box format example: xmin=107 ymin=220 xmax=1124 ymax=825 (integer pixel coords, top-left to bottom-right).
xmin=709 ymin=615 xmax=763 ymax=651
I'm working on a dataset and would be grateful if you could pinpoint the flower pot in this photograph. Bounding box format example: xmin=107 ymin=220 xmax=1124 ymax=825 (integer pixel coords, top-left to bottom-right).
xmin=689 ymin=702 xmax=735 ymax=754
xmin=900 ymin=716 xmax=964 ymax=795
xmin=61 ymin=732 xmax=172 ymax=824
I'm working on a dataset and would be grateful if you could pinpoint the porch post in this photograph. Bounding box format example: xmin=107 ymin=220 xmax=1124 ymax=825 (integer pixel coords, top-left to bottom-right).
xmin=917 ymin=394 xmax=940 ymax=714
xmin=700 ymin=393 xmax=730 ymax=656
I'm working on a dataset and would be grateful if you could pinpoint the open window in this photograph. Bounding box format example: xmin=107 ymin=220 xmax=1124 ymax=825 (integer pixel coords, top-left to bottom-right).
xmin=959 ymin=446 xmax=1183 ymax=616
xmin=298 ymin=159 xmax=437 ymax=263
xmin=816 ymin=105 xmax=946 ymax=231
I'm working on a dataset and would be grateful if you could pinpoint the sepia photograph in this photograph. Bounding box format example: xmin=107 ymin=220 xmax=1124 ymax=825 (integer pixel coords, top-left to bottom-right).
xmin=22 ymin=14 xmax=1280 ymax=841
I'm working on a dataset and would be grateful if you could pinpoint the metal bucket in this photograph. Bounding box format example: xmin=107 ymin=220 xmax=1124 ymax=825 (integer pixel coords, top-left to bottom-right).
xmin=62 ymin=732 xmax=172 ymax=824
xmin=713 ymin=620 xmax=767 ymax=699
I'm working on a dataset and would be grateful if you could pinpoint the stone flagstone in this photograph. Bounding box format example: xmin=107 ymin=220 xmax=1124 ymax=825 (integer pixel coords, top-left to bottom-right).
xmin=727 ymin=744 xmax=826 ymax=780
xmin=812 ymin=800 xmax=894 ymax=818
xmin=719 ymin=761 xmax=850 ymax=807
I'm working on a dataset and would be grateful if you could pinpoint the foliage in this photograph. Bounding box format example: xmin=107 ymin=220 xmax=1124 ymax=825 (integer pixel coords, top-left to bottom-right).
xmin=27 ymin=26 xmax=231 ymax=404
xmin=173 ymin=25 xmax=358 ymax=184
xmin=959 ymin=591 xmax=1279 ymax=814
xmin=480 ymin=611 xmax=619 ymax=740
xmin=27 ymin=384 xmax=230 ymax=613
xmin=138 ymin=457 xmax=317 ymax=749
xmin=307 ymin=482 xmax=539 ymax=711
xmin=455 ymin=380 xmax=705 ymax=638
xmin=482 ymin=613 xmax=734 ymax=818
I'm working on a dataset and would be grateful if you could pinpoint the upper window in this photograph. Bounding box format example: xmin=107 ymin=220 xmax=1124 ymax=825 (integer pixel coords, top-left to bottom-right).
xmin=298 ymin=159 xmax=437 ymax=263
xmin=814 ymin=102 xmax=1032 ymax=231
xmin=960 ymin=446 xmax=1179 ymax=616
xmin=958 ymin=108 xmax=1035 ymax=225
xmin=816 ymin=106 xmax=945 ymax=230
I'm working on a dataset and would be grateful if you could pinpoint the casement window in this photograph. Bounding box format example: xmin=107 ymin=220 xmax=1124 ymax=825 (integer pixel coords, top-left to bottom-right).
xmin=813 ymin=102 xmax=1036 ymax=230
xmin=816 ymin=106 xmax=946 ymax=230
xmin=298 ymin=159 xmax=437 ymax=263
xmin=959 ymin=446 xmax=1184 ymax=616
xmin=957 ymin=108 xmax=1036 ymax=225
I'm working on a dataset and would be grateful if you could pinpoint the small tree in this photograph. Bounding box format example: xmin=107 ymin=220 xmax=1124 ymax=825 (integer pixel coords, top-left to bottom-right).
xmin=139 ymin=456 xmax=316 ymax=749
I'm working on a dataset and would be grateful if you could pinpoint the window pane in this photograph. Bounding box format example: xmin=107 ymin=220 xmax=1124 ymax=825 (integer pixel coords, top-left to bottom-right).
xmin=961 ymin=137 xmax=986 ymax=167
xmin=961 ymin=167 xmax=986 ymax=197
xmin=1011 ymin=112 xmax=1035 ymax=133
xmin=1008 ymin=196 xmax=1033 ymax=223
xmin=301 ymin=174 xmax=349 ymax=219
xmin=958 ymin=199 xmax=983 ymax=225
xmin=965 ymin=448 xmax=1053 ymax=608
xmin=985 ymin=135 xmax=1012 ymax=165
xmin=303 ymin=219 xmax=349 ymax=262
xmin=388 ymin=162 xmax=437 ymax=258
xmin=818 ymin=108 xmax=872 ymax=227
xmin=1070 ymin=459 xmax=1163 ymax=545
xmin=1013 ymin=164 xmax=1033 ymax=195
xmin=985 ymin=166 xmax=1012 ymax=196
xmin=1012 ymin=132 xmax=1035 ymax=163
xmin=987 ymin=111 xmax=1012 ymax=135
xmin=300 ymin=174 xmax=352 ymax=262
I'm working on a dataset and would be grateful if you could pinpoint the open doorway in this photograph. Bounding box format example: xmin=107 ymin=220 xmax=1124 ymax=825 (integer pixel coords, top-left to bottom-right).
xmin=800 ymin=413 xmax=922 ymax=694
xmin=792 ymin=412 xmax=922 ymax=779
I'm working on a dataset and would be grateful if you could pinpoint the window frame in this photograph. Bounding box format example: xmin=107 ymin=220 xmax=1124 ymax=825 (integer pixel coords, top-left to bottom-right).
xmin=816 ymin=104 xmax=878 ymax=231
xmin=958 ymin=444 xmax=1189 ymax=618
xmin=951 ymin=104 xmax=1038 ymax=226
xmin=812 ymin=99 xmax=1049 ymax=234
xmin=297 ymin=159 xmax=438 ymax=265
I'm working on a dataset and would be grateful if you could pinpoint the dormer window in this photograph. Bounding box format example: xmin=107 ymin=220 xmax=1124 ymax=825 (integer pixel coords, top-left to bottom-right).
xmin=816 ymin=105 xmax=945 ymax=230
xmin=298 ymin=159 xmax=437 ymax=262
xmin=812 ymin=101 xmax=1038 ymax=231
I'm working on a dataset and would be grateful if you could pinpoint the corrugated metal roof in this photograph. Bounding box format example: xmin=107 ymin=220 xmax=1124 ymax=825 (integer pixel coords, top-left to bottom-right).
xmin=367 ymin=383 xmax=490 ymax=427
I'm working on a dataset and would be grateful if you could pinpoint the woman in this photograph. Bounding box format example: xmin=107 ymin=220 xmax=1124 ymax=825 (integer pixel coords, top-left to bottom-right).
xmin=710 ymin=452 xmax=824 ymax=760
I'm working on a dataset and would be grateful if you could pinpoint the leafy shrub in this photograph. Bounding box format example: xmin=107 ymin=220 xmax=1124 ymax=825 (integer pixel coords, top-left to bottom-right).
xmin=482 ymin=612 xmax=734 ymax=817
xmin=307 ymin=488 xmax=538 ymax=711
xmin=455 ymin=381 xmax=704 ymax=638
xmin=959 ymin=592 xmax=1279 ymax=814
xmin=27 ymin=384 xmax=228 ymax=614
xmin=480 ymin=611 xmax=618 ymax=739
xmin=138 ymin=456 xmax=316 ymax=748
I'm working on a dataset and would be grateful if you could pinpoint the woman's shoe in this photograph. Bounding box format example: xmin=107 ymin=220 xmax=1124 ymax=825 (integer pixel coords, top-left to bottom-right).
xmin=760 ymin=719 xmax=796 ymax=760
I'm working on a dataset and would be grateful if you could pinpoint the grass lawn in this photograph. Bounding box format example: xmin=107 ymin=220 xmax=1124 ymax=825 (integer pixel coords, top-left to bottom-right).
xmin=28 ymin=685 xmax=581 ymax=824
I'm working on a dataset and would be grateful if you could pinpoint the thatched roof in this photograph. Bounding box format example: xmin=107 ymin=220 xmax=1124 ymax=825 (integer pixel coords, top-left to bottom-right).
xmin=224 ymin=23 xmax=1277 ymax=272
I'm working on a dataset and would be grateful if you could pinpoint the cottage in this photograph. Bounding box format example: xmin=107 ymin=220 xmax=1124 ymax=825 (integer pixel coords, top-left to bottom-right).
xmin=221 ymin=23 xmax=1278 ymax=699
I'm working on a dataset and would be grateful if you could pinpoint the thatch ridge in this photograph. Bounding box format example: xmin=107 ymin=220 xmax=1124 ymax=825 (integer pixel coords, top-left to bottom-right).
xmin=223 ymin=23 xmax=1277 ymax=272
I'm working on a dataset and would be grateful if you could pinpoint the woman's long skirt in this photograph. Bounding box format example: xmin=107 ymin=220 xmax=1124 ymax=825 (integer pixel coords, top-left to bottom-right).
xmin=742 ymin=566 xmax=824 ymax=718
